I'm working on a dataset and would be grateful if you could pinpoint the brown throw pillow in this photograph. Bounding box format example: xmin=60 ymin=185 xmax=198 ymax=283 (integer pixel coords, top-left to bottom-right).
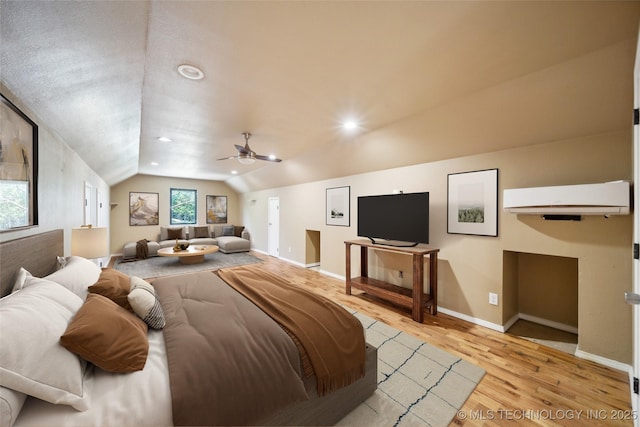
xmin=88 ymin=268 xmax=132 ymax=311
xmin=234 ymin=226 xmax=245 ymax=237
xmin=60 ymin=293 xmax=149 ymax=373
xmin=193 ymin=226 xmax=209 ymax=238
xmin=167 ymin=227 xmax=184 ymax=240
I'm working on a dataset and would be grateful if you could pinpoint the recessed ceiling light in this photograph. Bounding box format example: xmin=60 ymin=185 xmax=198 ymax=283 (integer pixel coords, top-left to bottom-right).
xmin=150 ymin=162 xmax=159 ymax=166
xmin=231 ymin=170 xmax=238 ymax=175
xmin=177 ymin=64 xmax=204 ymax=80
xmin=157 ymin=136 xmax=172 ymax=142
xmin=343 ymin=120 xmax=358 ymax=131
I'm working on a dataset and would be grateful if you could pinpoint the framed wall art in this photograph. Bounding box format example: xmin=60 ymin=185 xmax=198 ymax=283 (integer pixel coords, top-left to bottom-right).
xmin=129 ymin=192 xmax=159 ymax=226
xmin=326 ymin=186 xmax=350 ymax=227
xmin=447 ymin=168 xmax=498 ymax=236
xmin=0 ymin=94 xmax=38 ymax=231
xmin=206 ymin=195 xmax=228 ymax=224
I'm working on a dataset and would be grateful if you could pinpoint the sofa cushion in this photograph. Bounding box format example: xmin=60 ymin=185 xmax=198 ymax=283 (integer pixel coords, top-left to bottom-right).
xmin=188 ymin=225 xmax=210 ymax=238
xmin=216 ymin=236 xmax=251 ymax=253
xmin=160 ymin=226 xmax=186 ymax=241
xmin=233 ymin=225 xmax=245 ymax=237
xmin=167 ymin=228 xmax=184 ymax=240
xmin=123 ymin=241 xmax=160 ymax=259
xmin=221 ymin=225 xmax=235 ymax=236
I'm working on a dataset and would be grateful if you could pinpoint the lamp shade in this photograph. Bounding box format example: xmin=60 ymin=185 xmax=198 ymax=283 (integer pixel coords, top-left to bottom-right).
xmin=71 ymin=227 xmax=108 ymax=259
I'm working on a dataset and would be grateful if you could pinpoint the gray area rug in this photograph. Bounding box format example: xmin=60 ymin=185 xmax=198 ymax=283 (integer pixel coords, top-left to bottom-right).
xmin=113 ymin=252 xmax=262 ymax=279
xmin=340 ymin=309 xmax=485 ymax=427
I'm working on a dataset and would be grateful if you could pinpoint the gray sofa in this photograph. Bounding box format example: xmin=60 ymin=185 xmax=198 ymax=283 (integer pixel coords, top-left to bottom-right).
xmin=123 ymin=224 xmax=250 ymax=259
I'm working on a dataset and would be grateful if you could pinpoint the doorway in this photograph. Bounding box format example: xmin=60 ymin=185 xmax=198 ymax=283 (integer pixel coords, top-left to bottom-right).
xmin=268 ymin=197 xmax=279 ymax=258
xmin=84 ymin=182 xmax=93 ymax=226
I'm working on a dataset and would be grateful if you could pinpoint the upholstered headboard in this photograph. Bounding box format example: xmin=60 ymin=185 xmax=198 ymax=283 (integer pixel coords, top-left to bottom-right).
xmin=0 ymin=229 xmax=64 ymax=297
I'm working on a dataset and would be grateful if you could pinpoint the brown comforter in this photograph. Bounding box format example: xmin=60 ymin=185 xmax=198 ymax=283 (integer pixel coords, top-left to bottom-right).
xmin=153 ymin=270 xmax=308 ymax=426
xmin=152 ymin=267 xmax=366 ymax=426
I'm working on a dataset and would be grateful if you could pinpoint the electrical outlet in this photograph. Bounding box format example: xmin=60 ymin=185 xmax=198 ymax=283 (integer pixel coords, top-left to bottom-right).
xmin=399 ymin=271 xmax=403 ymax=278
xmin=489 ymin=292 xmax=498 ymax=306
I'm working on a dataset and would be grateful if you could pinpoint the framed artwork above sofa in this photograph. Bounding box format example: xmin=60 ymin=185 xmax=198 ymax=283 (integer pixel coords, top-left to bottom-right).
xmin=206 ymin=195 xmax=227 ymax=224
xmin=129 ymin=192 xmax=159 ymax=226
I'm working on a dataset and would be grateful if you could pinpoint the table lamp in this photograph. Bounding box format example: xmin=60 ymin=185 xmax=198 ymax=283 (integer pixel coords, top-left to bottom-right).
xmin=71 ymin=225 xmax=108 ymax=266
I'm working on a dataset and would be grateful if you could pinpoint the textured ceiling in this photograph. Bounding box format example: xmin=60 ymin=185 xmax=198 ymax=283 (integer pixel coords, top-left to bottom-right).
xmin=1 ymin=1 xmax=639 ymax=192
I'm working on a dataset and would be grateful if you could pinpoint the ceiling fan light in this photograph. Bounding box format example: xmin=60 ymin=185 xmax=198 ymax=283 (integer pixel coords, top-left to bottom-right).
xmin=238 ymin=154 xmax=255 ymax=165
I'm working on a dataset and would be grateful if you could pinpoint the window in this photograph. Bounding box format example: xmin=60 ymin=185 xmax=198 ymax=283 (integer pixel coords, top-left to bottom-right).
xmin=0 ymin=180 xmax=29 ymax=229
xmin=170 ymin=188 xmax=197 ymax=224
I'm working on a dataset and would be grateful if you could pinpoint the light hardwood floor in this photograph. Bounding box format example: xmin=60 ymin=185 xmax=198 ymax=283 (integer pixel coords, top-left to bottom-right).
xmin=251 ymin=252 xmax=634 ymax=427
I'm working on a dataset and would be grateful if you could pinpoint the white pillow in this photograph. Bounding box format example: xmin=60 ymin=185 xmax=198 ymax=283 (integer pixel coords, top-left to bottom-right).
xmin=44 ymin=256 xmax=101 ymax=299
xmin=10 ymin=268 xmax=31 ymax=293
xmin=0 ymin=277 xmax=93 ymax=411
xmin=127 ymin=276 xmax=166 ymax=329
xmin=0 ymin=386 xmax=26 ymax=427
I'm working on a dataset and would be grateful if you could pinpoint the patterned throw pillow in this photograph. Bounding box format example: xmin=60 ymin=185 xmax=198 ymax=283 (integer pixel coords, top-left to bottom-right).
xmin=222 ymin=225 xmax=235 ymax=236
xmin=127 ymin=276 xmax=166 ymax=329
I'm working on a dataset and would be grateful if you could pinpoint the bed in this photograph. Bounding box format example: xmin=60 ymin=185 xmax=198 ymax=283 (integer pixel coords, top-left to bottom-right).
xmin=0 ymin=230 xmax=377 ymax=427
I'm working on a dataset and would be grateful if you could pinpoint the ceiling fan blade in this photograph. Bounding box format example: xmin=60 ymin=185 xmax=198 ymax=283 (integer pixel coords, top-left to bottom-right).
xmin=235 ymin=144 xmax=249 ymax=154
xmin=217 ymin=155 xmax=238 ymax=161
xmin=255 ymin=154 xmax=282 ymax=162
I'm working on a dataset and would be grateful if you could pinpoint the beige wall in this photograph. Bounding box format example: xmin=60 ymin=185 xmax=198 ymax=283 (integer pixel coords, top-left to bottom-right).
xmin=513 ymin=252 xmax=579 ymax=329
xmin=240 ymin=130 xmax=632 ymax=364
xmin=109 ymin=174 xmax=240 ymax=254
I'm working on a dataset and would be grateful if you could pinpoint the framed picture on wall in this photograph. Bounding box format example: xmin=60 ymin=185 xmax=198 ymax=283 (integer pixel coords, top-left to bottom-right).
xmin=326 ymin=186 xmax=350 ymax=226
xmin=447 ymin=168 xmax=498 ymax=236
xmin=206 ymin=195 xmax=228 ymax=224
xmin=129 ymin=192 xmax=159 ymax=226
xmin=0 ymin=93 xmax=38 ymax=231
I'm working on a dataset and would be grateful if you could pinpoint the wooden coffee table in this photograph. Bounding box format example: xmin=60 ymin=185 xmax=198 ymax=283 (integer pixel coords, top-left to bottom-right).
xmin=157 ymin=245 xmax=219 ymax=265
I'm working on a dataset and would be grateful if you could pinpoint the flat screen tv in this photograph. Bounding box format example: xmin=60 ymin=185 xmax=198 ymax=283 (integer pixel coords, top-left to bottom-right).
xmin=357 ymin=192 xmax=429 ymax=246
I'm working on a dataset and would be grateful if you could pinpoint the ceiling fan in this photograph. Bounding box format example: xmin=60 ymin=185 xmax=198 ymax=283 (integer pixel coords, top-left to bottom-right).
xmin=217 ymin=132 xmax=282 ymax=165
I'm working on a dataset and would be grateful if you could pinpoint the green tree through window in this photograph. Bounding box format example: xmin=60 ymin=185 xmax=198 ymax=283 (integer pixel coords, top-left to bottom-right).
xmin=170 ymin=188 xmax=197 ymax=224
xmin=0 ymin=181 xmax=29 ymax=229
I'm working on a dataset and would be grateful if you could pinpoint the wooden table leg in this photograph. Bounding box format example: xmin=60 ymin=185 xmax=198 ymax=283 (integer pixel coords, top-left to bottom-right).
xmin=345 ymin=243 xmax=352 ymax=295
xmin=430 ymin=252 xmax=438 ymax=315
xmin=413 ymin=253 xmax=424 ymax=323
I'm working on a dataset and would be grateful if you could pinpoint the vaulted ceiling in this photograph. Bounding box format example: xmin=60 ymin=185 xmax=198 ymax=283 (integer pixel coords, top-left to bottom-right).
xmin=2 ymin=1 xmax=639 ymax=193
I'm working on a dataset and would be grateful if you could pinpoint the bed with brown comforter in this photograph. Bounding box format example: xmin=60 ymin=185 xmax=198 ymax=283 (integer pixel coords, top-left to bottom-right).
xmin=153 ymin=266 xmax=376 ymax=426
xmin=1 ymin=230 xmax=376 ymax=427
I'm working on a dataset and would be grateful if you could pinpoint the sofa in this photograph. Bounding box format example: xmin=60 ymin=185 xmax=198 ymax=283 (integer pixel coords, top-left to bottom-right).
xmin=123 ymin=225 xmax=250 ymax=259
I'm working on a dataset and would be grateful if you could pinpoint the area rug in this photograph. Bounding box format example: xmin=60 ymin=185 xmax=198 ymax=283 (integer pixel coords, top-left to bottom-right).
xmin=113 ymin=252 xmax=262 ymax=279
xmin=340 ymin=309 xmax=485 ymax=427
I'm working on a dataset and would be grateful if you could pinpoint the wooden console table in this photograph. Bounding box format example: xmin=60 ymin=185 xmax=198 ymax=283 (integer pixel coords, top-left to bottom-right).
xmin=345 ymin=239 xmax=439 ymax=322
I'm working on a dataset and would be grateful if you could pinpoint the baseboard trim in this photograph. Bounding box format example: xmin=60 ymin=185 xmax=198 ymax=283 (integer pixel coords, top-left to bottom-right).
xmin=436 ymin=307 xmax=506 ymax=332
xmin=518 ymin=313 xmax=579 ymax=335
xmin=273 ymin=258 xmax=630 ymax=373
xmin=574 ymin=349 xmax=632 ymax=373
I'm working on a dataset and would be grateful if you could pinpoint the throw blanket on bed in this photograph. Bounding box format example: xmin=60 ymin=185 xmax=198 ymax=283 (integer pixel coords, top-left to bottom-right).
xmin=217 ymin=266 xmax=366 ymax=396
xmin=153 ymin=271 xmax=309 ymax=426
